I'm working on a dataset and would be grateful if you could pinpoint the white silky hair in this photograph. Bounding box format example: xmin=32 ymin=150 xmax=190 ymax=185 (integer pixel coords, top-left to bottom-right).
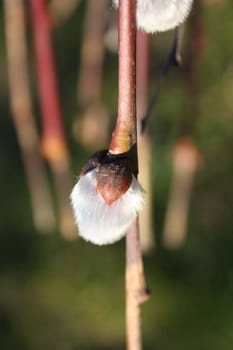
xmin=70 ymin=170 xmax=144 ymax=245
xmin=113 ymin=0 xmax=193 ymax=33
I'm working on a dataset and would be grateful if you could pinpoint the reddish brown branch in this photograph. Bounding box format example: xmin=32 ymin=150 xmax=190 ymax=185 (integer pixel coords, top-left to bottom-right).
xmin=30 ymin=0 xmax=66 ymax=147
xmin=109 ymin=0 xmax=137 ymax=155
xmin=30 ymin=0 xmax=76 ymax=239
xmin=110 ymin=1 xmax=149 ymax=349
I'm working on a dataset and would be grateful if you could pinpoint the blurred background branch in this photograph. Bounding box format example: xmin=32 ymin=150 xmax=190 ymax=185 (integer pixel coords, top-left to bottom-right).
xmin=29 ymin=0 xmax=76 ymax=239
xmin=4 ymin=0 xmax=55 ymax=233
xmin=73 ymin=0 xmax=109 ymax=150
xmin=162 ymin=0 xmax=205 ymax=249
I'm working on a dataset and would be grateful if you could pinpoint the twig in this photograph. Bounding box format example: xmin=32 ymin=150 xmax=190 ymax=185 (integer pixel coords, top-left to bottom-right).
xmin=109 ymin=0 xmax=137 ymax=155
xmin=30 ymin=0 xmax=76 ymax=239
xmin=4 ymin=0 xmax=55 ymax=233
xmin=140 ymin=24 xmax=185 ymax=133
xmin=162 ymin=138 xmax=201 ymax=248
xmin=77 ymin=0 xmax=108 ymax=106
xmin=136 ymin=31 xmax=155 ymax=253
xmin=73 ymin=0 xmax=109 ymax=149
xmin=126 ymin=218 xmax=150 ymax=350
xmin=162 ymin=0 xmax=204 ymax=248
xmin=180 ymin=0 xmax=204 ymax=135
xmin=109 ymin=1 xmax=150 ymax=349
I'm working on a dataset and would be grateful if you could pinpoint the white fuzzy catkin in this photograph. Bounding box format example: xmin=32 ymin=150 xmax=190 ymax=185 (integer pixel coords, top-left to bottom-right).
xmin=70 ymin=170 xmax=144 ymax=245
xmin=113 ymin=0 xmax=193 ymax=33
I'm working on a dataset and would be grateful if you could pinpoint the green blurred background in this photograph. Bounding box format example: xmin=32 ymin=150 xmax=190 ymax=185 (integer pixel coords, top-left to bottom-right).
xmin=0 ymin=1 xmax=233 ymax=349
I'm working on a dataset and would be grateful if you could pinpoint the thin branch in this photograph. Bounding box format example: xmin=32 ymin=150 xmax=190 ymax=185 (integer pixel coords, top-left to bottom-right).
xmin=4 ymin=0 xmax=55 ymax=233
xmin=126 ymin=218 xmax=149 ymax=350
xmin=104 ymin=10 xmax=118 ymax=53
xmin=30 ymin=0 xmax=76 ymax=239
xmin=136 ymin=31 xmax=150 ymax=122
xmin=109 ymin=1 xmax=149 ymax=349
xmin=162 ymin=0 xmax=204 ymax=248
xmin=109 ymin=0 xmax=137 ymax=155
xmin=73 ymin=0 xmax=109 ymax=149
xmin=180 ymin=0 xmax=204 ymax=136
xmin=77 ymin=0 xmax=108 ymax=106
xmin=162 ymin=138 xmax=201 ymax=248
xmin=140 ymin=24 xmax=184 ymax=133
xmin=136 ymin=31 xmax=155 ymax=253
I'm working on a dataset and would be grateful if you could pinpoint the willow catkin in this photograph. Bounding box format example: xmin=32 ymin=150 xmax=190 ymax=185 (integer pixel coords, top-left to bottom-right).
xmin=113 ymin=0 xmax=193 ymax=33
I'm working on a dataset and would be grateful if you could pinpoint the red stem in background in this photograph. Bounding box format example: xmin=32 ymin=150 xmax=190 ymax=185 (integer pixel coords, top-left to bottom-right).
xmin=30 ymin=0 xmax=68 ymax=163
xmin=30 ymin=0 xmax=76 ymax=239
xmin=109 ymin=0 xmax=137 ymax=155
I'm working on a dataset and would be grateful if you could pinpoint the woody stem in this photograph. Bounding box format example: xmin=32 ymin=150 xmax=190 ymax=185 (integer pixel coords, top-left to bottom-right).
xmin=109 ymin=0 xmax=137 ymax=154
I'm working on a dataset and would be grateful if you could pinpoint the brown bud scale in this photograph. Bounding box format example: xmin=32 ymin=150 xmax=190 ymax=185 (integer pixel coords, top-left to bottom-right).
xmin=96 ymin=160 xmax=132 ymax=205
